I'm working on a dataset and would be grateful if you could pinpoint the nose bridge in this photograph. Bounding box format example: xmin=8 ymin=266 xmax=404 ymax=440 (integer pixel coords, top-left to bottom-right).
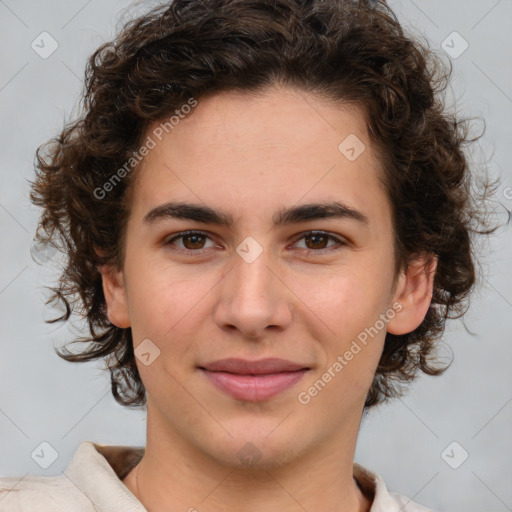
xmin=215 ymin=240 xmax=291 ymax=337
xmin=229 ymin=242 xmax=276 ymax=308
xmin=235 ymin=247 xmax=272 ymax=295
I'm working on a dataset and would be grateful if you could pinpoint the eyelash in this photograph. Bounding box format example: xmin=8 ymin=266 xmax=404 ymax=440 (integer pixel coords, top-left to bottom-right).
xmin=163 ymin=230 xmax=347 ymax=256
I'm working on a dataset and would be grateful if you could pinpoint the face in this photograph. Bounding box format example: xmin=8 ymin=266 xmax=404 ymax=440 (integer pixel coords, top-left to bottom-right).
xmin=101 ymin=84 xmax=435 ymax=469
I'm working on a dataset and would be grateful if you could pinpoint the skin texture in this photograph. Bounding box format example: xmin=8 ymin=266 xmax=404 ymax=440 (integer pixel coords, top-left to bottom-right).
xmin=100 ymin=85 xmax=436 ymax=512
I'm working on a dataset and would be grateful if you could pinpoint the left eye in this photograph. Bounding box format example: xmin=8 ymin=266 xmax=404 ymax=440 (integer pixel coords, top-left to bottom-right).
xmin=164 ymin=231 xmax=345 ymax=254
xmin=292 ymin=231 xmax=344 ymax=251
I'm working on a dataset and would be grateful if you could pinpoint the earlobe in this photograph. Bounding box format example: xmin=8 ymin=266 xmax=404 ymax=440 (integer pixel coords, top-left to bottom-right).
xmin=98 ymin=263 xmax=131 ymax=329
xmin=387 ymin=253 xmax=437 ymax=336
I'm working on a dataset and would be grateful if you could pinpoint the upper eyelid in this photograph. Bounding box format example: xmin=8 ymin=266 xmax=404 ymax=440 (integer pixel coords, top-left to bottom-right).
xmin=165 ymin=230 xmax=218 ymax=246
xmin=165 ymin=230 xmax=346 ymax=250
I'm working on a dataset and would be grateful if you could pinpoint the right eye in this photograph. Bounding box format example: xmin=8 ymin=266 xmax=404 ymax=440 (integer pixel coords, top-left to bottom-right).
xmin=164 ymin=231 xmax=217 ymax=253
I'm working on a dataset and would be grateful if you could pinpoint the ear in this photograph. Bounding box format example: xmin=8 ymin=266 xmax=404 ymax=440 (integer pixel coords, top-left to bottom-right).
xmin=387 ymin=253 xmax=437 ymax=335
xmin=97 ymin=259 xmax=131 ymax=329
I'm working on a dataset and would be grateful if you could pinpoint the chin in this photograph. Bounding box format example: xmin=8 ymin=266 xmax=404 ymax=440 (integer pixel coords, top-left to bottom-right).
xmin=201 ymin=427 xmax=310 ymax=471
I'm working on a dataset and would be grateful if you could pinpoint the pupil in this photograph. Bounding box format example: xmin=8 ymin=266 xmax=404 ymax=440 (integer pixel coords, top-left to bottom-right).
xmin=307 ymin=234 xmax=326 ymax=249
xmin=185 ymin=235 xmax=203 ymax=249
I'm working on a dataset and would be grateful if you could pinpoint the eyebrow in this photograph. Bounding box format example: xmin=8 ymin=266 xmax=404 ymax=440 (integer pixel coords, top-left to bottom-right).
xmin=143 ymin=201 xmax=369 ymax=228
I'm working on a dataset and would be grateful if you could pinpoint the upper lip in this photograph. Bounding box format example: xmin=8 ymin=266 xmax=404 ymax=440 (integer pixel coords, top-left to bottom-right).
xmin=199 ymin=358 xmax=309 ymax=375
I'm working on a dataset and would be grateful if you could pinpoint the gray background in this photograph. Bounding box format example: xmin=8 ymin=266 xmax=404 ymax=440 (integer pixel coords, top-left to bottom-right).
xmin=1 ymin=1 xmax=511 ymax=511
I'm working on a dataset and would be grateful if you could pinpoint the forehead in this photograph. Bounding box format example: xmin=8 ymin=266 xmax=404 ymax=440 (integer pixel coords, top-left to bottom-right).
xmin=128 ymin=85 xmax=391 ymax=234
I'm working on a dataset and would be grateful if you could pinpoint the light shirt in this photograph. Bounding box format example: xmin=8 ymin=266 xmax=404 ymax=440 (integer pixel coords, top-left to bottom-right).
xmin=0 ymin=441 xmax=435 ymax=511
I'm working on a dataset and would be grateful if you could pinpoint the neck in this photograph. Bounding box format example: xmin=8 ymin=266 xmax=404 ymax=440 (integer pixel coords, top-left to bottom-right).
xmin=122 ymin=404 xmax=372 ymax=512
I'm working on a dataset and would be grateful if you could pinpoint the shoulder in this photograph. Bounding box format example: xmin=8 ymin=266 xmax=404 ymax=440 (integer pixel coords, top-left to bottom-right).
xmin=0 ymin=441 xmax=145 ymax=512
xmin=353 ymin=462 xmax=438 ymax=512
xmin=0 ymin=474 xmax=94 ymax=512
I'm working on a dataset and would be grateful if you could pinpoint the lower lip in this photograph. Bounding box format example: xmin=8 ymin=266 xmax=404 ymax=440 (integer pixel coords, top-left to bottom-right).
xmin=200 ymin=369 xmax=308 ymax=401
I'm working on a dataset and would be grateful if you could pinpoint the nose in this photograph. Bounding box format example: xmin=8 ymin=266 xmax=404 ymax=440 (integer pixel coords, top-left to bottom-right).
xmin=213 ymin=246 xmax=293 ymax=340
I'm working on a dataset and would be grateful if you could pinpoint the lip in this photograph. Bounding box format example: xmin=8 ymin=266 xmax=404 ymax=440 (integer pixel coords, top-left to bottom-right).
xmin=200 ymin=357 xmax=308 ymax=374
xmin=198 ymin=358 xmax=310 ymax=402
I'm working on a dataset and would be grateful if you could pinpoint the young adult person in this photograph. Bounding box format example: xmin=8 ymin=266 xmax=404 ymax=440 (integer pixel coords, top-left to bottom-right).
xmin=0 ymin=0 xmax=496 ymax=510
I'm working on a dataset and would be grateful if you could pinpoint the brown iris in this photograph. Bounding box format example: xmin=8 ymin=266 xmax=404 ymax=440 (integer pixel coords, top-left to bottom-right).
xmin=303 ymin=233 xmax=329 ymax=250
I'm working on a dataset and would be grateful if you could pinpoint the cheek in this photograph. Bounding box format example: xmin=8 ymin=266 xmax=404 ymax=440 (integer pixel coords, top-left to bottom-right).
xmin=125 ymin=266 xmax=223 ymax=395
xmin=299 ymin=271 xmax=389 ymax=386
xmin=297 ymin=269 xmax=386 ymax=337
xmin=127 ymin=273 xmax=203 ymax=395
xmin=123 ymin=250 xmax=204 ymax=335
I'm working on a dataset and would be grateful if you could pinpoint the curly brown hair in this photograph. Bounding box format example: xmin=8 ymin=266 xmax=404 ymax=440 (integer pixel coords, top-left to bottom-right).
xmin=30 ymin=0 xmax=498 ymax=409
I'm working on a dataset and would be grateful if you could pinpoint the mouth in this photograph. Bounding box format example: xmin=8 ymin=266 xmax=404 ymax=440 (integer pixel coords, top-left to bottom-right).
xmin=198 ymin=358 xmax=310 ymax=402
